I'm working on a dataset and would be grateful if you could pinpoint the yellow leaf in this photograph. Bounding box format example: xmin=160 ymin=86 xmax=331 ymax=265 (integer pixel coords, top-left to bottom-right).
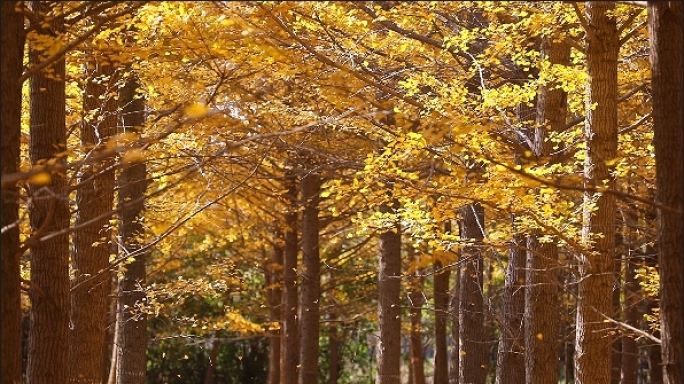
xmin=121 ymin=149 xmax=146 ymax=165
xmin=28 ymin=172 xmax=51 ymax=186
xmin=184 ymin=103 xmax=210 ymax=119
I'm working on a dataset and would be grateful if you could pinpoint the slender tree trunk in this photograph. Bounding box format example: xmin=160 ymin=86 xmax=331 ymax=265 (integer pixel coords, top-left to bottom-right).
xmin=267 ymin=244 xmax=283 ymax=384
xmin=433 ymin=249 xmax=450 ymax=384
xmin=280 ymin=176 xmax=299 ymax=384
xmin=648 ymin=3 xmax=683 ymax=384
xmin=115 ymin=73 xmax=148 ymax=384
xmin=298 ymin=171 xmax=322 ymax=384
xmin=458 ymin=204 xmax=487 ymax=384
xmin=408 ymin=247 xmax=426 ymax=384
xmin=621 ymin=244 xmax=640 ymax=384
xmin=107 ymin=302 xmax=120 ymax=384
xmin=495 ymin=233 xmax=525 ymax=384
xmin=448 ymin=251 xmax=459 ymax=384
xmin=0 ymin=2 xmax=26 ymax=383
xmin=203 ymin=333 xmax=219 ymax=384
xmin=575 ymin=3 xmax=619 ymax=383
xmin=376 ymin=201 xmax=402 ymax=384
xmin=26 ymin=2 xmax=70 ymax=383
xmin=70 ymin=53 xmax=118 ymax=384
xmin=327 ymin=321 xmax=341 ymax=384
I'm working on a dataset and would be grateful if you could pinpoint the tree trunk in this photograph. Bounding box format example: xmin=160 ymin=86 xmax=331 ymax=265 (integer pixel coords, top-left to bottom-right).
xmin=267 ymin=244 xmax=283 ymax=384
xmin=576 ymin=3 xmax=619 ymax=383
xmin=458 ymin=204 xmax=487 ymax=384
xmin=621 ymin=244 xmax=640 ymax=384
xmin=448 ymin=252 xmax=459 ymax=384
xmin=298 ymin=171 xmax=322 ymax=384
xmin=203 ymin=333 xmax=219 ymax=384
xmin=26 ymin=2 xmax=70 ymax=382
xmin=408 ymin=247 xmax=426 ymax=384
xmin=433 ymin=251 xmax=450 ymax=384
xmin=648 ymin=3 xmax=683 ymax=384
xmin=327 ymin=321 xmax=341 ymax=384
xmin=280 ymin=176 xmax=299 ymax=384
xmin=115 ymin=73 xmax=148 ymax=384
xmin=70 ymin=52 xmax=118 ymax=384
xmin=0 ymin=2 xmax=26 ymax=383
xmin=495 ymin=233 xmax=525 ymax=384
xmin=376 ymin=202 xmax=402 ymax=384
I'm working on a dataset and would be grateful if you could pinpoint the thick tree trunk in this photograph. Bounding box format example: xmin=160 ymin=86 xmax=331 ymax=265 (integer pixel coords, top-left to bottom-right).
xmin=495 ymin=233 xmax=525 ymax=384
xmin=70 ymin=53 xmax=118 ymax=384
xmin=458 ymin=204 xmax=487 ymax=384
xmin=298 ymin=171 xmax=322 ymax=384
xmin=26 ymin=2 xmax=70 ymax=383
xmin=376 ymin=202 xmax=402 ymax=384
xmin=267 ymin=244 xmax=283 ymax=384
xmin=576 ymin=3 xmax=619 ymax=383
xmin=280 ymin=176 xmax=299 ymax=384
xmin=115 ymin=74 xmax=148 ymax=384
xmin=433 ymin=256 xmax=450 ymax=384
xmin=0 ymin=2 xmax=26 ymax=383
xmin=648 ymin=3 xmax=683 ymax=384
xmin=408 ymin=247 xmax=426 ymax=384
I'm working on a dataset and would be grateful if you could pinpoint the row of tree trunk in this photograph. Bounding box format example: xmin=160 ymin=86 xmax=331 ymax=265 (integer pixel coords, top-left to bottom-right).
xmin=1 ymin=3 xmax=150 ymax=384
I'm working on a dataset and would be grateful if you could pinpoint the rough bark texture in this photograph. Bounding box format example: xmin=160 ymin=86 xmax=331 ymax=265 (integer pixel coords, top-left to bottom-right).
xmin=576 ymin=3 xmax=619 ymax=384
xmin=267 ymin=244 xmax=283 ymax=384
xmin=525 ymin=236 xmax=560 ymax=384
xmin=0 ymin=2 xmax=25 ymax=383
xmin=433 ymin=257 xmax=450 ymax=384
xmin=495 ymin=234 xmax=525 ymax=384
xmin=458 ymin=204 xmax=487 ymax=384
xmin=26 ymin=2 xmax=71 ymax=382
xmin=280 ymin=176 xmax=299 ymax=384
xmin=376 ymin=202 xmax=402 ymax=384
xmin=648 ymin=3 xmax=683 ymax=384
xmin=298 ymin=171 xmax=322 ymax=384
xmin=70 ymin=55 xmax=118 ymax=384
xmin=408 ymin=247 xmax=426 ymax=384
xmin=115 ymin=75 xmax=148 ymax=384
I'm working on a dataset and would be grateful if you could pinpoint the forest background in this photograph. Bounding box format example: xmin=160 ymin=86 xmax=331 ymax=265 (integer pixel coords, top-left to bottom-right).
xmin=0 ymin=1 xmax=682 ymax=384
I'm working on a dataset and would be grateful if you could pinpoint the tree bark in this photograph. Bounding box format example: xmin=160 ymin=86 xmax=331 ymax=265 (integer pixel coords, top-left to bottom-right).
xmin=648 ymin=3 xmax=683 ymax=384
xmin=280 ymin=175 xmax=299 ymax=384
xmin=327 ymin=320 xmax=341 ymax=384
xmin=458 ymin=204 xmax=487 ymax=384
xmin=576 ymin=3 xmax=619 ymax=384
xmin=495 ymin=233 xmax=525 ymax=384
xmin=448 ymin=252 xmax=459 ymax=384
xmin=408 ymin=247 xmax=426 ymax=384
xmin=115 ymin=73 xmax=148 ymax=384
xmin=267 ymin=243 xmax=283 ymax=384
xmin=0 ymin=2 xmax=26 ymax=383
xmin=70 ymin=52 xmax=118 ymax=384
xmin=376 ymin=202 xmax=402 ymax=384
xmin=298 ymin=170 xmax=322 ymax=384
xmin=621 ymin=245 xmax=640 ymax=384
xmin=433 ymin=250 xmax=450 ymax=384
xmin=26 ymin=2 xmax=70 ymax=383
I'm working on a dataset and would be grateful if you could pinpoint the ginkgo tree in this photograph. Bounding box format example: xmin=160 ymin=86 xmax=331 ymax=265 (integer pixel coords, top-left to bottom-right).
xmin=1 ymin=1 xmax=680 ymax=384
